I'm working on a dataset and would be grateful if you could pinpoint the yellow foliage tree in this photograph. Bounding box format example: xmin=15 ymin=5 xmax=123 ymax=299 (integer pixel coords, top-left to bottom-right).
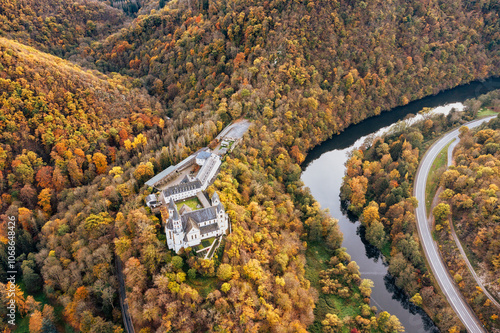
xmin=29 ymin=310 xmax=43 ymax=333
xmin=92 ymin=152 xmax=108 ymax=174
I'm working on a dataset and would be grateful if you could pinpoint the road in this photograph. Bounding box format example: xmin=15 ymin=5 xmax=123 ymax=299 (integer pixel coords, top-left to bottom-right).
xmin=115 ymin=255 xmax=136 ymax=333
xmin=446 ymin=133 xmax=500 ymax=310
xmin=414 ymin=116 xmax=496 ymax=333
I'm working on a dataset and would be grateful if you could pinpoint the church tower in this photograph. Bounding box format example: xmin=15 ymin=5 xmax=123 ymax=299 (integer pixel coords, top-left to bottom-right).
xmin=168 ymin=199 xmax=182 ymax=234
xmin=212 ymin=191 xmax=220 ymax=206
xmin=212 ymin=191 xmax=226 ymax=232
xmin=168 ymin=199 xmax=176 ymax=220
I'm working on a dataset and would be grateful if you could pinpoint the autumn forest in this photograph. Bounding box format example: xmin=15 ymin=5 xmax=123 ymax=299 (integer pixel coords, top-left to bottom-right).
xmin=0 ymin=0 xmax=499 ymax=332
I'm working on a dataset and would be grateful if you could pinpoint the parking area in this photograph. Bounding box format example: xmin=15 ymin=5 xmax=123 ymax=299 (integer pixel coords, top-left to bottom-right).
xmin=213 ymin=119 xmax=252 ymax=155
xmin=215 ymin=119 xmax=252 ymax=141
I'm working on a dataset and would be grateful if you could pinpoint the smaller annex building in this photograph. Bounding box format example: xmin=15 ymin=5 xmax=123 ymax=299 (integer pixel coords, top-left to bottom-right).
xmin=165 ymin=192 xmax=229 ymax=252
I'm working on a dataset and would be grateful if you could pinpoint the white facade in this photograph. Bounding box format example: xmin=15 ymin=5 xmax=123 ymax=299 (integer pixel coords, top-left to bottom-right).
xmin=196 ymin=150 xmax=212 ymax=166
xmin=198 ymin=154 xmax=221 ymax=190
xmin=156 ymin=152 xmax=221 ymax=205
xmin=160 ymin=187 xmax=200 ymax=204
xmin=165 ymin=192 xmax=228 ymax=253
xmin=146 ymin=149 xmax=228 ymax=255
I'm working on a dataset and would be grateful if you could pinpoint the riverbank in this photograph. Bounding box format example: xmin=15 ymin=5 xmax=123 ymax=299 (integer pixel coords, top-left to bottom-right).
xmin=336 ymin=104 xmax=500 ymax=331
xmin=303 ymin=79 xmax=500 ymax=332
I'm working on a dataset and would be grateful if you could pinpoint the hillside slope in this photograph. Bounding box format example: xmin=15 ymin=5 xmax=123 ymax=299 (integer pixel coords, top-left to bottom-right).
xmin=436 ymin=111 xmax=500 ymax=328
xmin=0 ymin=36 xmax=165 ymax=220
xmin=0 ymin=35 xmax=169 ymax=331
xmin=86 ymin=0 xmax=500 ymax=126
xmin=0 ymin=0 xmax=127 ymax=57
xmin=78 ymin=0 xmax=500 ymax=331
xmin=0 ymin=0 xmax=500 ymax=332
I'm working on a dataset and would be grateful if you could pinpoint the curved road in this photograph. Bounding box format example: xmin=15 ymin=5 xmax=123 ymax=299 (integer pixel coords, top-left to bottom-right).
xmin=446 ymin=140 xmax=500 ymax=310
xmin=414 ymin=116 xmax=496 ymax=333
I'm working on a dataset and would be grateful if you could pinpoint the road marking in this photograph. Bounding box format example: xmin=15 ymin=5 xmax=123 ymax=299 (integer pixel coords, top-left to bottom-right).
xmin=414 ymin=116 xmax=495 ymax=333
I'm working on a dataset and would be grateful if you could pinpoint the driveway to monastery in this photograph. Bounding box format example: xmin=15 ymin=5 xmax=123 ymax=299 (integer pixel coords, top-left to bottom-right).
xmin=414 ymin=116 xmax=496 ymax=333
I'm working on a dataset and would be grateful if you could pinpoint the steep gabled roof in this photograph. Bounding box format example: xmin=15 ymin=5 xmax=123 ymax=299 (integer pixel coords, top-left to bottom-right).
xmin=184 ymin=217 xmax=200 ymax=234
xmin=181 ymin=206 xmax=218 ymax=226
xmin=168 ymin=198 xmax=176 ymax=211
xmin=166 ymin=220 xmax=173 ymax=230
xmin=211 ymin=191 xmax=220 ymax=203
xmin=171 ymin=207 xmax=180 ymax=221
xmin=179 ymin=204 xmax=192 ymax=215
xmin=163 ymin=179 xmax=202 ymax=197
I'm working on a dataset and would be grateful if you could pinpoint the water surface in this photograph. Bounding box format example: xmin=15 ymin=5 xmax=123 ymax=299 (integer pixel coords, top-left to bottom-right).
xmin=301 ymin=77 xmax=500 ymax=332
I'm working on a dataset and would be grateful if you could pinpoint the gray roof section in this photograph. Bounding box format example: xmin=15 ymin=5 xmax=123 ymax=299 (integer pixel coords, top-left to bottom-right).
xmin=181 ymin=206 xmax=218 ymax=226
xmin=197 ymin=151 xmax=212 ymax=160
xmin=146 ymin=148 xmax=210 ymax=187
xmin=197 ymin=155 xmax=219 ymax=185
xmin=212 ymin=191 xmax=219 ymax=203
xmin=179 ymin=204 xmax=192 ymax=215
xmin=146 ymin=194 xmax=157 ymax=203
xmin=145 ymin=165 xmax=176 ymax=187
xmin=180 ymin=175 xmax=191 ymax=184
xmin=163 ymin=179 xmax=202 ymax=197
xmin=166 ymin=220 xmax=173 ymax=230
xmin=200 ymin=223 xmax=219 ymax=235
xmin=184 ymin=217 xmax=200 ymax=235
xmin=171 ymin=207 xmax=180 ymax=221
xmin=175 ymin=154 xmax=196 ymax=170
xmin=168 ymin=199 xmax=176 ymax=211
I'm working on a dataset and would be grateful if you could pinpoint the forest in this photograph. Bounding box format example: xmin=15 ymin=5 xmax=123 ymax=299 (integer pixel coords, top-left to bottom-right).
xmin=0 ymin=0 xmax=128 ymax=57
xmin=341 ymin=92 xmax=500 ymax=332
xmin=0 ymin=0 xmax=499 ymax=331
xmin=434 ymin=90 xmax=500 ymax=329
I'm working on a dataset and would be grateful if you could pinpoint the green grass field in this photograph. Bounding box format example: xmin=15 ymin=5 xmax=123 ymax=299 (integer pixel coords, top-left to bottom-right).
xmin=425 ymin=141 xmax=452 ymax=214
xmin=176 ymin=197 xmax=202 ymax=211
xmin=477 ymin=108 xmax=498 ymax=118
xmin=201 ymin=237 xmax=216 ymax=248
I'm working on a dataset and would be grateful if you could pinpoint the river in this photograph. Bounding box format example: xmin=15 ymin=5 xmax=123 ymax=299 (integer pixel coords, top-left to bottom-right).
xmin=301 ymin=77 xmax=500 ymax=332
